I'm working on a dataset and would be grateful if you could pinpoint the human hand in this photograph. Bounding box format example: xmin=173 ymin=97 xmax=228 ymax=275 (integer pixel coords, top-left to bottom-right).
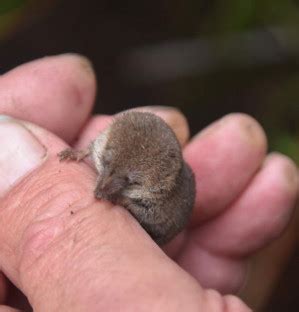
xmin=0 ymin=54 xmax=297 ymax=311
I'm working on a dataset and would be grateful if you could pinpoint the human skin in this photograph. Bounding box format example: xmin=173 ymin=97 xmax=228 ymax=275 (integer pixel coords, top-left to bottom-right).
xmin=0 ymin=54 xmax=297 ymax=311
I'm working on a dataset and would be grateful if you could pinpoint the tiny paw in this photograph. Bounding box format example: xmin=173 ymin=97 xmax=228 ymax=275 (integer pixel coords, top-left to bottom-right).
xmin=58 ymin=148 xmax=89 ymax=162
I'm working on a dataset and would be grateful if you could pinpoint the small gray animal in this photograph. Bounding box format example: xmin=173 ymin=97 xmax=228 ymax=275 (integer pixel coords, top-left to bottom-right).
xmin=58 ymin=111 xmax=195 ymax=245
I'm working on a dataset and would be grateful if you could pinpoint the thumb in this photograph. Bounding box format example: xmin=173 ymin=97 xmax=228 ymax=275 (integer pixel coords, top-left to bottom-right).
xmin=0 ymin=116 xmax=251 ymax=311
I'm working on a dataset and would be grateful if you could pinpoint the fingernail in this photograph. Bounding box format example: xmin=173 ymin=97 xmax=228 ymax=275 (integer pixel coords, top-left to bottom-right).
xmin=0 ymin=116 xmax=47 ymax=196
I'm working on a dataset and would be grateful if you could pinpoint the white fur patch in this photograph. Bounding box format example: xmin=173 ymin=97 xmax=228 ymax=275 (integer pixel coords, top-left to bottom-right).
xmin=90 ymin=127 xmax=110 ymax=174
xmin=122 ymin=188 xmax=143 ymax=199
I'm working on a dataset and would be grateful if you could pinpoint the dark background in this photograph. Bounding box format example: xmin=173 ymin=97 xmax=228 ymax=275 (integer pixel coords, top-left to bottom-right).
xmin=0 ymin=0 xmax=298 ymax=311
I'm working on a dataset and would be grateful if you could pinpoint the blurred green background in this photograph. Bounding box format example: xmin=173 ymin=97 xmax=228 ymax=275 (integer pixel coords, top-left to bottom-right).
xmin=0 ymin=0 xmax=298 ymax=311
xmin=0 ymin=0 xmax=298 ymax=164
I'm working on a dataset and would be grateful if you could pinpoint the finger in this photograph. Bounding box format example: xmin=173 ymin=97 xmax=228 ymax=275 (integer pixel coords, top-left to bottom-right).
xmin=75 ymin=106 xmax=190 ymax=149
xmin=184 ymin=113 xmax=267 ymax=223
xmin=176 ymin=153 xmax=298 ymax=293
xmin=189 ymin=153 xmax=298 ymax=256
xmin=0 ymin=117 xmax=251 ymax=311
xmin=74 ymin=115 xmax=111 ymax=149
xmin=177 ymin=244 xmax=247 ymax=294
xmin=0 ymin=54 xmax=96 ymax=142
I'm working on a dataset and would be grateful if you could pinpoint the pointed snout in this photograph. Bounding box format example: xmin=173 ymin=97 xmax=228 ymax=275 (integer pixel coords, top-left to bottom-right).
xmin=94 ymin=175 xmax=126 ymax=201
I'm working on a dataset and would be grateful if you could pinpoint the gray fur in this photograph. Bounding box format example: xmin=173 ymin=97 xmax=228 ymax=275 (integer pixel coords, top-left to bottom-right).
xmin=59 ymin=111 xmax=195 ymax=245
xmin=92 ymin=111 xmax=195 ymax=245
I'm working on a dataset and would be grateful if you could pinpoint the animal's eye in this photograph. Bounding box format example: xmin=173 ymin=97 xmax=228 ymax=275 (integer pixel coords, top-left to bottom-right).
xmin=168 ymin=150 xmax=177 ymax=158
xmin=126 ymin=176 xmax=141 ymax=186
